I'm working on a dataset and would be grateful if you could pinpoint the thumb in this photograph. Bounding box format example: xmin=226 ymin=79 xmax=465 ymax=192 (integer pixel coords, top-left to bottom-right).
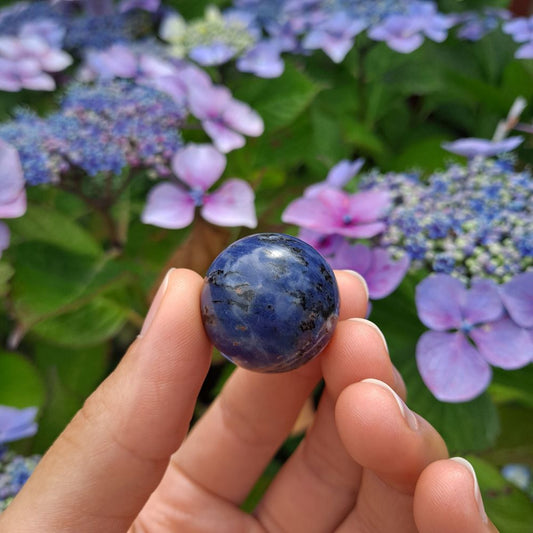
xmin=0 ymin=269 xmax=212 ymax=533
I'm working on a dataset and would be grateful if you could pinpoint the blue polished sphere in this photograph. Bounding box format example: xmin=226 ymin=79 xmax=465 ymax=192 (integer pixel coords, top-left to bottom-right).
xmin=200 ymin=233 xmax=340 ymax=372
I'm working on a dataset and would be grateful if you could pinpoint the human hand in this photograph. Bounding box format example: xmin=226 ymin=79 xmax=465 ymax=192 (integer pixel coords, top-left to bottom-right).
xmin=0 ymin=268 xmax=498 ymax=532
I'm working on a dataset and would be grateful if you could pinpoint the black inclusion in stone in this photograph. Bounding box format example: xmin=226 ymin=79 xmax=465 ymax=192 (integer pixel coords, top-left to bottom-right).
xmin=200 ymin=233 xmax=340 ymax=373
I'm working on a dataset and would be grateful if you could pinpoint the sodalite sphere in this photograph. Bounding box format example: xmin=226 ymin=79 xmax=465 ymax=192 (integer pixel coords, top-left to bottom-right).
xmin=200 ymin=233 xmax=340 ymax=373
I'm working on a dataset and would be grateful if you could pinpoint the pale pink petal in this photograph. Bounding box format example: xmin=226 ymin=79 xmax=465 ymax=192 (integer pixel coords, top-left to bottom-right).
xmin=416 ymin=330 xmax=492 ymax=402
xmin=188 ymin=85 xmax=232 ymax=120
xmin=202 ymin=120 xmax=245 ymax=153
xmin=0 ymin=139 xmax=24 ymax=205
xmin=282 ymin=195 xmax=339 ymax=233
xmin=202 ymin=179 xmax=257 ymax=228
xmin=22 ymin=72 xmax=55 ymax=91
xmin=0 ymin=189 xmax=26 ymax=218
xmin=328 ymin=241 xmax=372 ymax=272
xmin=365 ymin=248 xmax=410 ymax=299
xmin=0 ymin=36 xmax=23 ymax=59
xmin=86 ymin=45 xmax=136 ymax=78
xmin=334 ymin=221 xmax=387 ymax=238
xmin=139 ymin=54 xmax=176 ymax=78
xmin=348 ymin=189 xmax=391 ymax=223
xmin=141 ymin=182 xmax=195 ymax=229
xmin=171 ymin=144 xmax=226 ymax=190
xmin=222 ymin=99 xmax=264 ymax=137
xmin=39 ymin=48 xmax=73 ymax=72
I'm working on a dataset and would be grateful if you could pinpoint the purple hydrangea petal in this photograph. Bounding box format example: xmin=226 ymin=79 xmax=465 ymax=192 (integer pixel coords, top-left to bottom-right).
xmin=188 ymin=85 xmax=232 ymax=120
xmin=503 ymin=18 xmax=533 ymax=42
xmin=202 ymin=178 xmax=257 ymax=228
xmin=236 ymin=40 xmax=285 ymax=78
xmin=334 ymin=221 xmax=387 ymax=238
xmin=328 ymin=241 xmax=373 ymax=272
xmin=281 ymin=194 xmax=338 ymax=233
xmin=0 ymin=139 xmax=24 ymax=207
xmin=416 ymin=330 xmax=492 ymax=402
xmin=21 ymin=72 xmax=55 ymax=91
xmin=0 ymin=221 xmax=9 ymax=255
xmin=0 ymin=189 xmax=26 ymax=218
xmin=515 ymin=41 xmax=533 ymax=59
xmin=0 ymin=36 xmax=23 ymax=59
xmin=19 ymin=20 xmax=65 ymax=48
xmin=297 ymin=229 xmax=343 ymax=258
xmin=38 ymin=48 xmax=72 ymax=72
xmin=141 ymin=182 xmax=195 ymax=229
xmin=189 ymin=43 xmax=237 ymax=66
xmin=222 ymin=99 xmax=264 ymax=137
xmin=138 ymin=54 xmax=176 ymax=78
xmin=470 ymin=318 xmax=533 ymax=369
xmin=365 ymin=248 xmax=410 ymax=299
xmin=202 ymin=119 xmax=246 ymax=153
xmin=348 ymin=189 xmax=391 ymax=223
xmin=442 ymin=137 xmax=524 ymax=158
xmin=461 ymin=278 xmax=504 ymax=326
xmin=86 ymin=45 xmax=137 ymax=79
xmin=0 ymin=406 xmax=38 ymax=445
xmin=171 ymin=144 xmax=226 ymax=191
xmin=415 ymin=274 xmax=465 ymax=330
xmin=325 ymin=158 xmax=364 ymax=189
xmin=0 ymin=71 xmax=21 ymax=91
xmin=499 ymin=272 xmax=533 ymax=328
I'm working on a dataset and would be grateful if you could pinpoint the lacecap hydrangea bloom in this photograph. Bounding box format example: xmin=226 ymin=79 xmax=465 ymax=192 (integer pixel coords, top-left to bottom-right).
xmin=283 ymin=143 xmax=532 ymax=402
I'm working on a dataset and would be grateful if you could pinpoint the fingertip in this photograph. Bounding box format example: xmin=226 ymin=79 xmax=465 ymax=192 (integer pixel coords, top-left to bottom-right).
xmin=334 ymin=269 xmax=368 ymax=320
xmin=321 ymin=319 xmax=396 ymax=399
xmin=414 ymin=459 xmax=497 ymax=533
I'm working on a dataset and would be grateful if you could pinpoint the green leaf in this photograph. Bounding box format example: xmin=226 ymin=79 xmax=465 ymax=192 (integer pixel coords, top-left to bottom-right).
xmin=389 ymin=135 xmax=456 ymax=172
xmin=0 ymin=351 xmax=46 ymax=408
xmin=490 ymin=366 xmax=533 ymax=409
xmin=242 ymin=61 xmax=321 ymax=131
xmin=31 ymin=297 xmax=129 ymax=347
xmin=467 ymin=456 xmax=533 ymax=533
xmin=33 ymin=343 xmax=109 ymax=398
xmin=9 ymin=205 xmax=101 ymax=257
xmin=30 ymin=369 xmax=82 ymax=453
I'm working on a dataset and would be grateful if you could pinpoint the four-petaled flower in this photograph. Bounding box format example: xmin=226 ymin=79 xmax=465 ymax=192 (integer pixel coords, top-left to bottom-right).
xmin=141 ymin=144 xmax=257 ymax=229
xmin=415 ymin=274 xmax=532 ymax=402
xmin=282 ymin=187 xmax=390 ymax=238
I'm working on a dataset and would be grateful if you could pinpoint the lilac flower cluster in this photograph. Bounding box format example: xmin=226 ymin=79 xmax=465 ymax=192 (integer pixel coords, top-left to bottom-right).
xmin=158 ymin=0 xmax=471 ymax=77
xmin=360 ymin=158 xmax=532 ymax=283
xmin=0 ymin=449 xmax=40 ymax=512
xmin=81 ymin=44 xmax=264 ymax=153
xmin=0 ymin=80 xmax=184 ymax=185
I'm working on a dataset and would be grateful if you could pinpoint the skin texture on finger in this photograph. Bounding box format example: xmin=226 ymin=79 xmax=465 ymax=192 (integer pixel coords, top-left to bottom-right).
xmin=335 ymin=380 xmax=448 ymax=532
xmin=134 ymin=270 xmax=368 ymax=523
xmin=255 ymin=391 xmax=361 ymax=532
xmin=414 ymin=459 xmax=499 ymax=533
xmin=321 ymin=319 xmax=403 ymax=402
xmin=0 ymin=269 xmax=212 ymax=533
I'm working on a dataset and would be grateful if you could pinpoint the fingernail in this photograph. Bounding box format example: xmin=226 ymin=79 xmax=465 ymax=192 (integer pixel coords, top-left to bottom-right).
xmin=362 ymin=378 xmax=418 ymax=431
xmin=342 ymin=270 xmax=369 ymax=301
xmin=450 ymin=457 xmax=488 ymax=524
xmin=348 ymin=318 xmax=388 ymax=353
xmin=139 ymin=268 xmax=174 ymax=338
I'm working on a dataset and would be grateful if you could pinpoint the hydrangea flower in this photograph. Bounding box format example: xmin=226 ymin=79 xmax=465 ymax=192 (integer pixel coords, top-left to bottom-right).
xmin=0 ymin=449 xmax=40 ymax=512
xmin=282 ymin=186 xmax=390 ymax=238
xmin=0 ymin=406 xmax=37 ymax=445
xmin=187 ymin=84 xmax=264 ymax=153
xmin=415 ymin=275 xmax=532 ymax=402
xmin=302 ymin=10 xmax=367 ymax=63
xmin=367 ymin=1 xmax=454 ymax=53
xmin=142 ymin=144 xmax=257 ymax=229
xmin=236 ymin=39 xmax=285 ymax=78
xmin=0 ymin=140 xmax=27 ymax=256
xmin=0 ymin=33 xmax=72 ymax=92
xmin=454 ymin=8 xmax=510 ymax=41
xmin=503 ymin=16 xmax=533 ymax=58
xmin=441 ymin=136 xmax=523 ymax=158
